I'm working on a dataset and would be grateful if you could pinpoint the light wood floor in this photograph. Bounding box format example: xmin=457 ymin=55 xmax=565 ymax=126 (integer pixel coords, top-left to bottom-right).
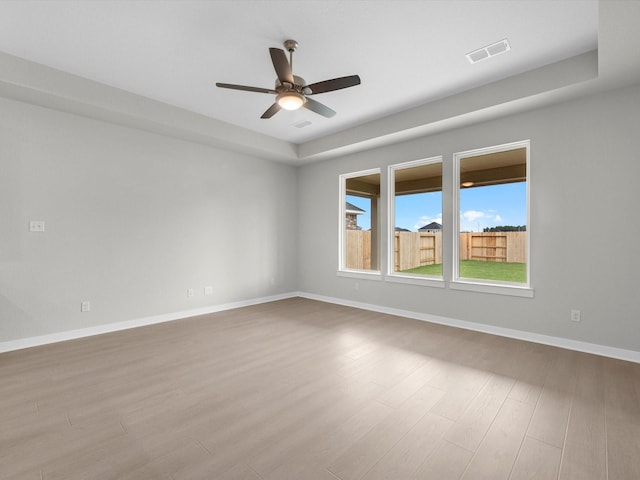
xmin=2 ymin=297 xmax=640 ymax=480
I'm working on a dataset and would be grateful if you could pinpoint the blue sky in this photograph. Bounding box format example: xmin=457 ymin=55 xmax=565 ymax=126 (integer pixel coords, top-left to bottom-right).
xmin=347 ymin=181 xmax=526 ymax=232
xmin=459 ymin=183 xmax=526 ymax=232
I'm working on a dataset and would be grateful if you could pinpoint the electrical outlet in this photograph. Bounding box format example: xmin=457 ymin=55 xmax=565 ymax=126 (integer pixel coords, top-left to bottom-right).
xmin=29 ymin=220 xmax=45 ymax=232
xmin=187 ymin=288 xmax=195 ymax=298
xmin=204 ymin=286 xmax=213 ymax=296
xmin=570 ymin=309 xmax=581 ymax=322
xmin=81 ymin=301 xmax=91 ymax=312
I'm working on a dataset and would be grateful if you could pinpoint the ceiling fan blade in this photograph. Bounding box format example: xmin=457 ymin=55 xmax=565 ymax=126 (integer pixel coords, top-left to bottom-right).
xmin=303 ymin=97 xmax=336 ymax=118
xmin=269 ymin=48 xmax=294 ymax=85
xmin=216 ymin=83 xmax=276 ymax=94
xmin=261 ymin=103 xmax=281 ymax=119
xmin=305 ymin=75 xmax=361 ymax=95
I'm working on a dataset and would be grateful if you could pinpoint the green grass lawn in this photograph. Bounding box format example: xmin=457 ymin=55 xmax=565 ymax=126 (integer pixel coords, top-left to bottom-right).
xmin=402 ymin=260 xmax=526 ymax=283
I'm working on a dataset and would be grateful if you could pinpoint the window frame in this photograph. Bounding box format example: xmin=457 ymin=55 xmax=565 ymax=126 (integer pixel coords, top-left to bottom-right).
xmin=452 ymin=140 xmax=533 ymax=297
xmin=338 ymin=168 xmax=382 ymax=278
xmin=386 ymin=156 xmax=445 ymax=288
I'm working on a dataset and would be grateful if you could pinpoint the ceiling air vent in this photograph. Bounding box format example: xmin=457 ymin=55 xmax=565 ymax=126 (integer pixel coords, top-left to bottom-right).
xmin=466 ymin=39 xmax=511 ymax=64
xmin=293 ymin=120 xmax=312 ymax=129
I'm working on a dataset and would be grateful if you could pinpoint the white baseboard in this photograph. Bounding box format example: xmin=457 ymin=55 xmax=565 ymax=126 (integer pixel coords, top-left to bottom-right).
xmin=297 ymin=291 xmax=640 ymax=364
xmin=0 ymin=292 xmax=297 ymax=354
xmin=4 ymin=291 xmax=638 ymax=364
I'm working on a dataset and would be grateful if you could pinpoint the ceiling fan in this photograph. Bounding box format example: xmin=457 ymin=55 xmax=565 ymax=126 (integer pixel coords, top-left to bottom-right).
xmin=216 ymin=39 xmax=361 ymax=119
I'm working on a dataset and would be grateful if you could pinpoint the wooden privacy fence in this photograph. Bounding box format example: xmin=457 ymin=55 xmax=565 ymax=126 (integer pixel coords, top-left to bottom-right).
xmin=345 ymin=230 xmax=371 ymax=270
xmin=346 ymin=231 xmax=526 ymax=270
xmin=395 ymin=232 xmax=442 ymax=271
xmin=459 ymin=232 xmax=526 ymax=263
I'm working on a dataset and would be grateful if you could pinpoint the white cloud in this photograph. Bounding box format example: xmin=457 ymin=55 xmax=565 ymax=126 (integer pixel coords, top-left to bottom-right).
xmin=462 ymin=210 xmax=485 ymax=222
xmin=460 ymin=209 xmax=507 ymax=231
xmin=413 ymin=214 xmax=442 ymax=231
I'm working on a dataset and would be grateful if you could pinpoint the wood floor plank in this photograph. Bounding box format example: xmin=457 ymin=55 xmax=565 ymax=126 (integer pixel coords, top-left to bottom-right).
xmin=303 ymin=400 xmax=394 ymax=464
xmin=132 ymin=440 xmax=211 ymax=479
xmin=215 ymin=463 xmax=264 ymax=480
xmin=377 ymin=358 xmax=442 ymax=409
xmin=246 ymin=379 xmax=385 ymax=476
xmin=460 ymin=398 xmax=535 ymax=480
xmin=327 ymin=392 xmax=444 ymax=480
xmin=2 ymin=469 xmax=43 ymax=480
xmin=264 ymin=456 xmax=341 ymax=480
xmin=412 ymin=440 xmax=474 ymax=480
xmin=509 ymin=436 xmax=562 ymax=480
xmin=527 ymin=349 xmax=577 ymax=448
xmin=190 ymin=375 xmax=359 ymax=475
xmin=41 ymin=433 xmax=147 ymax=480
xmin=353 ymin=348 xmax=427 ymax=388
xmin=558 ymin=353 xmax=606 ymax=480
xmin=428 ymin=364 xmax=491 ymax=421
xmin=360 ymin=412 xmax=453 ymax=480
xmin=444 ymin=374 xmax=514 ymax=452
xmin=603 ymin=357 xmax=640 ymax=480
xmin=507 ymin=343 xmax=554 ymax=406
xmin=0 ymin=409 xmax=70 ymax=449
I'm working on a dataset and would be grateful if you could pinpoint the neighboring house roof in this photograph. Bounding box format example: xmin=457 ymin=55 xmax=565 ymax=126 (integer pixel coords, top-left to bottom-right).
xmin=395 ymin=227 xmax=411 ymax=232
xmin=418 ymin=221 xmax=442 ymax=231
xmin=346 ymin=202 xmax=365 ymax=215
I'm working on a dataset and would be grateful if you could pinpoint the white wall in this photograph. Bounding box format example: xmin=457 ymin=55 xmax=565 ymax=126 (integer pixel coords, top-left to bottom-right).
xmin=297 ymin=83 xmax=640 ymax=352
xmin=0 ymin=98 xmax=297 ymax=343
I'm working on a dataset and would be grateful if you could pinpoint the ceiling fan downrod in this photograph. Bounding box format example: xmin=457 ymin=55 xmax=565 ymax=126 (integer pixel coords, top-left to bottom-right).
xmin=283 ymin=39 xmax=298 ymax=74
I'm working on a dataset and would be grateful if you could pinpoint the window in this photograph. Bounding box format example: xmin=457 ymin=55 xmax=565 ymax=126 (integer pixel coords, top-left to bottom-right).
xmin=453 ymin=141 xmax=532 ymax=296
xmin=339 ymin=169 xmax=381 ymax=274
xmin=388 ymin=157 xmax=444 ymax=285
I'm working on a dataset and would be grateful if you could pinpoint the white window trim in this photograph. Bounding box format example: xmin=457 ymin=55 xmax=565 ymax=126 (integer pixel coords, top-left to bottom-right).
xmin=452 ymin=140 xmax=533 ymax=297
xmin=385 ymin=275 xmax=445 ymax=288
xmin=337 ymin=270 xmax=384 ymax=281
xmin=450 ymin=279 xmax=534 ymax=298
xmin=338 ymin=168 xmax=382 ymax=276
xmin=386 ymin=156 xmax=444 ymax=287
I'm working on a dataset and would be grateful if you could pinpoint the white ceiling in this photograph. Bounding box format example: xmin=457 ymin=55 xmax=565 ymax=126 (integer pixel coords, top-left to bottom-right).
xmin=0 ymin=0 xmax=599 ymax=146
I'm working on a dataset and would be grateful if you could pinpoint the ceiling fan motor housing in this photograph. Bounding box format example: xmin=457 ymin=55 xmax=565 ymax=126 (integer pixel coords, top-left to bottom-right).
xmin=275 ymin=75 xmax=311 ymax=95
xmin=283 ymin=39 xmax=298 ymax=52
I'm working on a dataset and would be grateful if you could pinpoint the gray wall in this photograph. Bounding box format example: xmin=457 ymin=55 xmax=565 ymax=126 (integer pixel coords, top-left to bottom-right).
xmin=0 ymin=98 xmax=298 ymax=342
xmin=2 ymin=82 xmax=639 ymax=353
xmin=297 ymin=83 xmax=640 ymax=352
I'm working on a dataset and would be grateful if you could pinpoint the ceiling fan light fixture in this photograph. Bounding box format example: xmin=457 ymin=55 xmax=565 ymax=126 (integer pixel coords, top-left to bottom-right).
xmin=277 ymin=91 xmax=305 ymax=110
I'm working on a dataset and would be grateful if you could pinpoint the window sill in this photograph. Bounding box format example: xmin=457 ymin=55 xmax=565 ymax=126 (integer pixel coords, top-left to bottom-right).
xmin=337 ymin=269 xmax=383 ymax=281
xmin=385 ymin=274 xmax=445 ymax=288
xmin=450 ymin=279 xmax=534 ymax=298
